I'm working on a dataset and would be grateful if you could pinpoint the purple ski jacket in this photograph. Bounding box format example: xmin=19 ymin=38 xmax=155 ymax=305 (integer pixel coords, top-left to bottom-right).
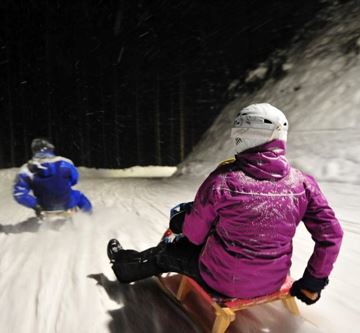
xmin=183 ymin=140 xmax=343 ymax=298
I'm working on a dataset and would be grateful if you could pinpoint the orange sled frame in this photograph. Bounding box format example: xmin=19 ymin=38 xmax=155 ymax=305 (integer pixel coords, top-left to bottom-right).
xmin=159 ymin=274 xmax=300 ymax=333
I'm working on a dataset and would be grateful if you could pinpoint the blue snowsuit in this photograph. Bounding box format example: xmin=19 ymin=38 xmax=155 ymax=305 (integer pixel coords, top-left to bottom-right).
xmin=13 ymin=152 xmax=92 ymax=212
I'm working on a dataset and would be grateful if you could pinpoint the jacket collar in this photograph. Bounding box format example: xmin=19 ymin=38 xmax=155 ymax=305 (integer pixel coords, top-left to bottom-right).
xmin=235 ymin=140 xmax=290 ymax=180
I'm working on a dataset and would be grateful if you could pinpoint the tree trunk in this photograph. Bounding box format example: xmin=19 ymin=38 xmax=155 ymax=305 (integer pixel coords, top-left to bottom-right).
xmin=83 ymin=66 xmax=91 ymax=166
xmin=99 ymin=57 xmax=108 ymax=167
xmin=4 ymin=6 xmax=15 ymax=166
xmin=135 ymin=80 xmax=142 ymax=164
xmin=154 ymin=74 xmax=161 ymax=165
xmin=45 ymin=0 xmax=53 ymax=139
xmin=75 ymin=61 xmax=85 ymax=166
xmin=169 ymin=88 xmax=176 ymax=164
xmin=19 ymin=19 xmax=30 ymax=159
xmin=113 ymin=62 xmax=121 ymax=167
xmin=179 ymin=68 xmax=185 ymax=161
xmin=6 ymin=49 xmax=15 ymax=166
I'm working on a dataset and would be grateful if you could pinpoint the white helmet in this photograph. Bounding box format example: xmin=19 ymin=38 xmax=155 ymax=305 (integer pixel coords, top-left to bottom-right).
xmin=231 ymin=103 xmax=288 ymax=154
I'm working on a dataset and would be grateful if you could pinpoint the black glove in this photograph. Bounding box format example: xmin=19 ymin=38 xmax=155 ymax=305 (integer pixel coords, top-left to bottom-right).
xmin=34 ymin=205 xmax=43 ymax=217
xmin=169 ymin=202 xmax=193 ymax=234
xmin=290 ymin=269 xmax=329 ymax=305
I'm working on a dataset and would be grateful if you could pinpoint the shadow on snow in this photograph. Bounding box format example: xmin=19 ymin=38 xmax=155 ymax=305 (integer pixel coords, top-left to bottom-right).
xmin=88 ymin=273 xmax=203 ymax=333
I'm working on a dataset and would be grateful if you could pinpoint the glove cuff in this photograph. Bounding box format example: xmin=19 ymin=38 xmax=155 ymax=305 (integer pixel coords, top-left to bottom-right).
xmin=169 ymin=202 xmax=193 ymax=234
xmin=302 ymin=269 xmax=329 ymax=292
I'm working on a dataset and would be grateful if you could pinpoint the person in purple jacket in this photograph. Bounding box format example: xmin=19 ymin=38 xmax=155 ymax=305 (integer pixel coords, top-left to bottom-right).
xmin=107 ymin=103 xmax=343 ymax=305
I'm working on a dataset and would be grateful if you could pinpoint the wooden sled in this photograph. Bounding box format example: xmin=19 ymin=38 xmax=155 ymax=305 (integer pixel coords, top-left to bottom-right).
xmin=40 ymin=209 xmax=76 ymax=219
xmin=158 ymin=274 xmax=300 ymax=333
xmin=38 ymin=209 xmax=77 ymax=229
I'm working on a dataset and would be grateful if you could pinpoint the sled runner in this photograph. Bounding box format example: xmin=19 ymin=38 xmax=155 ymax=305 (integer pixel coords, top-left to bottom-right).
xmin=158 ymin=273 xmax=299 ymax=333
xmin=38 ymin=209 xmax=76 ymax=228
xmin=39 ymin=208 xmax=75 ymax=220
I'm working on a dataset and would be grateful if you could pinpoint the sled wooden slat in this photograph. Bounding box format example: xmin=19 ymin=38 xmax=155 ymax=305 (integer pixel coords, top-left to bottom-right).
xmin=175 ymin=274 xmax=300 ymax=333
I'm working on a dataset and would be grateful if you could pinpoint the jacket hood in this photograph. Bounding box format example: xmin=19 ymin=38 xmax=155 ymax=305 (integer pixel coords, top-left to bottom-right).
xmin=27 ymin=153 xmax=57 ymax=177
xmin=33 ymin=150 xmax=55 ymax=159
xmin=235 ymin=139 xmax=290 ymax=180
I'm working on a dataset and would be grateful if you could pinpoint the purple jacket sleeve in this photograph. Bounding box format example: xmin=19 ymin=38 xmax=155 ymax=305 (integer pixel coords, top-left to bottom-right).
xmin=302 ymin=175 xmax=344 ymax=278
xmin=183 ymin=174 xmax=219 ymax=245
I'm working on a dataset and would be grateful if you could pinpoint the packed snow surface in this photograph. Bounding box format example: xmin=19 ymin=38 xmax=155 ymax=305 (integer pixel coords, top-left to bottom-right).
xmin=1 ymin=2 xmax=360 ymax=333
xmin=2 ymin=169 xmax=358 ymax=333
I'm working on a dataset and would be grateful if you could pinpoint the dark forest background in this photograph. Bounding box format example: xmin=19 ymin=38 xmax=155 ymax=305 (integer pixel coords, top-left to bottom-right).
xmin=0 ymin=0 xmax=323 ymax=169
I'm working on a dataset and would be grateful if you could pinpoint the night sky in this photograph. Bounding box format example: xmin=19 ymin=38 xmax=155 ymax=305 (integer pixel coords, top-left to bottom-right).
xmin=0 ymin=0 xmax=323 ymax=169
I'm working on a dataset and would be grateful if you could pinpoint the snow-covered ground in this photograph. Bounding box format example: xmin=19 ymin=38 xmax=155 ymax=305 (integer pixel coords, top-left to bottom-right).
xmin=1 ymin=1 xmax=360 ymax=332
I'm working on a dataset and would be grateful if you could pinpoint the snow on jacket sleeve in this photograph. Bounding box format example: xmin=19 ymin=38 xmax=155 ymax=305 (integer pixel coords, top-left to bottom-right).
xmin=13 ymin=167 xmax=38 ymax=209
xmin=302 ymin=175 xmax=344 ymax=278
xmin=183 ymin=173 xmax=219 ymax=245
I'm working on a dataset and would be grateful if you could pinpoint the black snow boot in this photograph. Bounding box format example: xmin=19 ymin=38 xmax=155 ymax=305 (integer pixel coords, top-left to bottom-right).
xmin=107 ymin=238 xmax=123 ymax=263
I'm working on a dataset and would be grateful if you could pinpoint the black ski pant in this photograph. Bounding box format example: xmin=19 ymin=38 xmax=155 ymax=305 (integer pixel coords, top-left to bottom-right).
xmin=111 ymin=237 xmax=207 ymax=287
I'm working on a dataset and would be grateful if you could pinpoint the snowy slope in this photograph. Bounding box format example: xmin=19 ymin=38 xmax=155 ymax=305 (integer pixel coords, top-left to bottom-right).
xmin=1 ymin=1 xmax=360 ymax=333
xmin=177 ymin=1 xmax=360 ymax=185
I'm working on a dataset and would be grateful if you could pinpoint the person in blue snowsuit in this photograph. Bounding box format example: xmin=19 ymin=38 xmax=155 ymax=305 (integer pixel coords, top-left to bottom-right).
xmin=13 ymin=138 xmax=92 ymax=215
